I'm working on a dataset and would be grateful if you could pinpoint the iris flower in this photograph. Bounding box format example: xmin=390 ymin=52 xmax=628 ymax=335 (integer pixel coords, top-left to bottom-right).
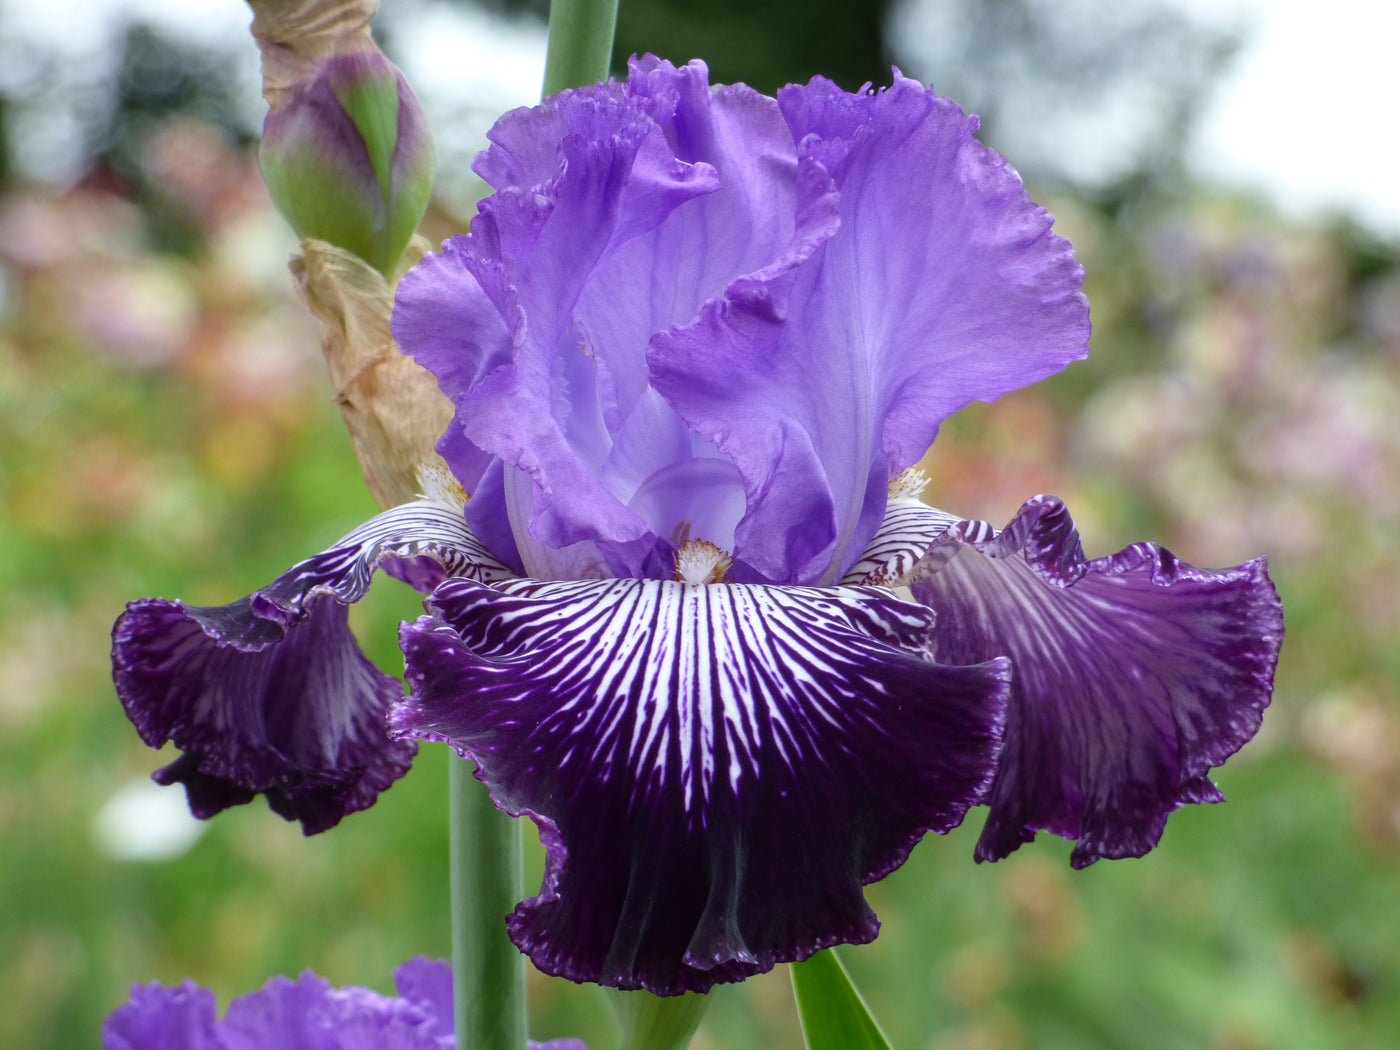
xmin=104 ymin=957 xmax=585 ymax=1049
xmin=112 ymin=57 xmax=1283 ymax=996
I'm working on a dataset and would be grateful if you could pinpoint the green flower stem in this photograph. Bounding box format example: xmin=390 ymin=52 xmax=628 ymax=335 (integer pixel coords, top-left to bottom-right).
xmin=542 ymin=0 xmax=621 ymax=95
xmin=610 ymin=989 xmax=710 ymax=1050
xmin=450 ymin=755 xmax=527 ymax=1050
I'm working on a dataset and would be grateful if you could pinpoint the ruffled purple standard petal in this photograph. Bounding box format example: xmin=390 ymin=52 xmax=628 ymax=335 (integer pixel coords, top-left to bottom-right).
xmin=395 ymin=58 xmax=831 ymax=580
xmin=652 ymin=73 xmax=1090 ymax=585
xmin=902 ymin=495 xmax=1284 ymax=868
xmin=394 ymin=73 xmax=714 ymax=573
xmin=112 ymin=500 xmax=515 ymax=833
xmin=104 ymin=980 xmax=222 ymax=1050
xmin=398 ymin=59 xmax=1087 ymax=587
xmin=392 ymin=576 xmax=1008 ymax=995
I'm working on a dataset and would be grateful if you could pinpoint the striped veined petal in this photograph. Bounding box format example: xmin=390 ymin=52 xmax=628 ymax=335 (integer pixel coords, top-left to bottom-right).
xmin=112 ymin=499 xmax=516 ymax=833
xmin=392 ymin=576 xmax=1009 ymax=995
xmin=900 ymin=494 xmax=1284 ymax=867
xmin=840 ymin=494 xmax=962 ymax=586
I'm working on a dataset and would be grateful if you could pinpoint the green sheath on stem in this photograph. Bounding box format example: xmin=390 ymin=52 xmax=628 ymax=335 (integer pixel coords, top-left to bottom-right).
xmin=610 ymin=989 xmax=709 ymax=1050
xmin=450 ymin=756 xmax=527 ymax=1050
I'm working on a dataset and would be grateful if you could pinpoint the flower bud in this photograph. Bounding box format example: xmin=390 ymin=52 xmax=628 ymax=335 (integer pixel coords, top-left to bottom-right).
xmin=251 ymin=0 xmax=434 ymax=277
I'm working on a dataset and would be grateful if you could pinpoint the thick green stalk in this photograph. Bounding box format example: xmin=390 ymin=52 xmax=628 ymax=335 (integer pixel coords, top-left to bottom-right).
xmin=542 ymin=0 xmax=621 ymax=95
xmin=450 ymin=756 xmax=527 ymax=1050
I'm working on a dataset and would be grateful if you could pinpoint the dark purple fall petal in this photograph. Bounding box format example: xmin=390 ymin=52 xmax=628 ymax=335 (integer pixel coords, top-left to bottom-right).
xmin=392 ymin=577 xmax=1009 ymax=995
xmin=114 ymin=596 xmax=414 ymax=835
xmin=111 ymin=500 xmax=516 ymax=833
xmin=841 ymin=494 xmax=958 ymax=585
xmin=904 ymin=495 xmax=1284 ymax=868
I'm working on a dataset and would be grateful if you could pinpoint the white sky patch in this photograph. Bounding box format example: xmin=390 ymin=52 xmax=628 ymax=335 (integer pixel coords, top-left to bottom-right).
xmin=0 ymin=0 xmax=260 ymax=183
xmin=2 ymin=0 xmax=1393 ymax=234
xmin=391 ymin=2 xmax=547 ymax=202
xmin=0 ymin=0 xmax=545 ymax=191
xmin=395 ymin=2 xmax=546 ymax=119
xmin=94 ymin=777 xmax=208 ymax=861
xmin=0 ymin=0 xmax=248 ymax=51
xmin=1173 ymin=0 xmax=1400 ymax=235
xmin=888 ymin=0 xmax=1400 ymax=236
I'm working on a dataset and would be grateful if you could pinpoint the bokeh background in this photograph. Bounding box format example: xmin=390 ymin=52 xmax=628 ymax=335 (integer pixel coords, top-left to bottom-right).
xmin=2 ymin=1 xmax=1398 ymax=1048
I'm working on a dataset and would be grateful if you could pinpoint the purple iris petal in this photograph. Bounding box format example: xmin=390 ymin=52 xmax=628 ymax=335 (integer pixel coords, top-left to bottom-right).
xmin=387 ymin=959 xmax=590 ymax=1050
xmin=655 ymin=74 xmax=1089 ymax=585
xmin=219 ymin=972 xmax=437 ymax=1050
xmin=390 ymin=58 xmax=820 ymax=580
xmin=103 ymin=957 xmax=588 ymax=1049
xmin=397 ymin=57 xmax=1089 ymax=587
xmin=386 ymin=957 xmax=454 ymax=1042
xmin=394 ymin=62 xmax=744 ymax=577
xmin=112 ymin=501 xmax=515 ymax=833
xmin=103 ymin=973 xmax=433 ymax=1050
xmin=392 ymin=576 xmax=1009 ymax=995
xmin=115 ymin=597 xmax=412 ymax=835
xmin=104 ymin=979 xmax=222 ymax=1050
xmin=841 ymin=492 xmax=958 ymax=585
xmin=902 ymin=495 xmax=1284 ymax=868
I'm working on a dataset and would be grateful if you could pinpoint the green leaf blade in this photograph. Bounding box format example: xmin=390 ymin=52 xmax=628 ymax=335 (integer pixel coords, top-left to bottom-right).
xmin=790 ymin=949 xmax=896 ymax=1050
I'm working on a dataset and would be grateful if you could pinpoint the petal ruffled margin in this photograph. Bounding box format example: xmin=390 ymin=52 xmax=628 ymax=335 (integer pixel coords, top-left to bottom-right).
xmin=892 ymin=495 xmax=1283 ymax=868
xmin=112 ymin=500 xmax=515 ymax=833
xmin=102 ymin=957 xmax=588 ymax=1050
xmin=392 ymin=576 xmax=1009 ymax=995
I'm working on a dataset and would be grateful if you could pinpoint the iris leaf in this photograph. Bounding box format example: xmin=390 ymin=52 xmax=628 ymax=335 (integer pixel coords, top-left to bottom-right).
xmin=790 ymin=949 xmax=896 ymax=1050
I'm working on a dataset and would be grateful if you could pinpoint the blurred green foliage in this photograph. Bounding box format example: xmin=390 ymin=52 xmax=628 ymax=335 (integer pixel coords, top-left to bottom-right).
xmin=2 ymin=3 xmax=1399 ymax=1050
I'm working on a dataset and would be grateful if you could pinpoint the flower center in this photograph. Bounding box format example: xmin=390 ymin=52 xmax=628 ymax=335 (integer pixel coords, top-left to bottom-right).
xmin=674 ymin=539 xmax=734 ymax=585
xmin=888 ymin=464 xmax=930 ymax=501
xmin=416 ymin=460 xmax=468 ymax=509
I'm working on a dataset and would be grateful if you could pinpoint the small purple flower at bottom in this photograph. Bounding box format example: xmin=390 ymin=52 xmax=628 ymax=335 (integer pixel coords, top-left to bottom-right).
xmin=102 ymin=956 xmax=586 ymax=1050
